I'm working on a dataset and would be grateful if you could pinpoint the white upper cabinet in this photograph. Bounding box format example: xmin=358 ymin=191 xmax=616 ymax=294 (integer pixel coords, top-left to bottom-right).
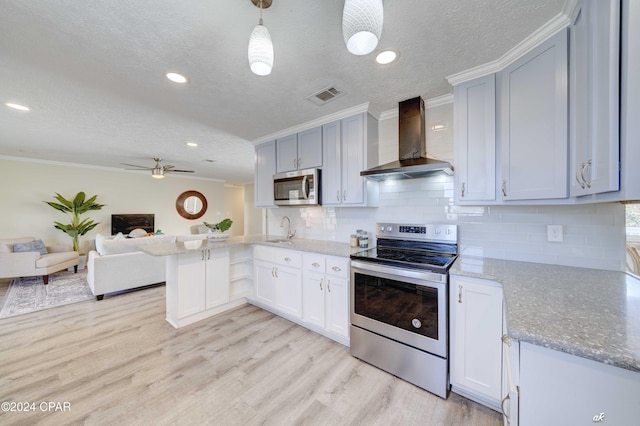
xmin=322 ymin=113 xmax=379 ymax=207
xmin=255 ymin=140 xmax=277 ymax=208
xmin=454 ymin=74 xmax=497 ymax=203
xmin=500 ymin=28 xmax=569 ymax=201
xmin=276 ymin=127 xmax=323 ymax=173
xmin=322 ymin=120 xmax=342 ymax=206
xmin=569 ymin=0 xmax=620 ymax=197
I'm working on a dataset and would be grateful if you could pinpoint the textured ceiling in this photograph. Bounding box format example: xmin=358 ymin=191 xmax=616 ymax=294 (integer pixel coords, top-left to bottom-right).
xmin=0 ymin=0 xmax=565 ymax=184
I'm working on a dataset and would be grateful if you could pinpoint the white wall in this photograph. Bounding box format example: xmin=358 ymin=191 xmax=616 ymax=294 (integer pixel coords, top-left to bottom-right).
xmin=266 ymin=102 xmax=626 ymax=271
xmin=223 ymin=185 xmax=245 ymax=236
xmin=0 ymin=157 xmax=231 ymax=253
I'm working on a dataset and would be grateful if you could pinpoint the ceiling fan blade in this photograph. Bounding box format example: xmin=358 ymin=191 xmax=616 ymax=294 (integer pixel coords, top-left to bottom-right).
xmin=121 ymin=163 xmax=152 ymax=170
xmin=167 ymin=169 xmax=194 ymax=173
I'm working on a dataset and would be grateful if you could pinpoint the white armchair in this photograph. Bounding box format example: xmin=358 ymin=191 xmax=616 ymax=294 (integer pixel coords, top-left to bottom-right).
xmin=0 ymin=237 xmax=80 ymax=284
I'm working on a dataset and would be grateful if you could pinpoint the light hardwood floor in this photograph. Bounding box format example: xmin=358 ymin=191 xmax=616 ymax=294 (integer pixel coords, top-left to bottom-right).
xmin=0 ymin=286 xmax=502 ymax=425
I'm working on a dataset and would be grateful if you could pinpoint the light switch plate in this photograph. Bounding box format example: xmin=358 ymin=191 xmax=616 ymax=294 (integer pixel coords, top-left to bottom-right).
xmin=547 ymin=225 xmax=563 ymax=242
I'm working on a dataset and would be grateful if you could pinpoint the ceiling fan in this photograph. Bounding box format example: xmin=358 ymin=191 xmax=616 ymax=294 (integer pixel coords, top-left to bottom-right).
xmin=122 ymin=158 xmax=194 ymax=179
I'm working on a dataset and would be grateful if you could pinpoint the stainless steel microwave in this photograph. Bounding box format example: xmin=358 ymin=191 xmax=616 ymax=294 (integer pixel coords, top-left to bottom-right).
xmin=273 ymin=168 xmax=321 ymax=206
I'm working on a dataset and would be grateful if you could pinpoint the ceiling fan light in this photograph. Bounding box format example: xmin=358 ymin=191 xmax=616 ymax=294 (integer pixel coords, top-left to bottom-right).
xmin=152 ymin=168 xmax=165 ymax=179
xmin=343 ymin=0 xmax=383 ymax=56
xmin=248 ymin=24 xmax=273 ymax=76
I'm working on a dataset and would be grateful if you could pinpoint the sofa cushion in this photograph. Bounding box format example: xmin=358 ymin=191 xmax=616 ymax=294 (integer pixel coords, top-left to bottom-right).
xmin=14 ymin=239 xmax=48 ymax=255
xmin=0 ymin=243 xmax=12 ymax=253
xmin=128 ymin=228 xmax=147 ymax=238
xmin=36 ymin=251 xmax=79 ymax=268
xmin=98 ymin=234 xmax=175 ymax=256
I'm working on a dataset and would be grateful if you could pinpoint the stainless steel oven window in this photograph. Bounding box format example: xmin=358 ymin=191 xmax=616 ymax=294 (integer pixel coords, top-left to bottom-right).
xmin=353 ymin=271 xmax=440 ymax=340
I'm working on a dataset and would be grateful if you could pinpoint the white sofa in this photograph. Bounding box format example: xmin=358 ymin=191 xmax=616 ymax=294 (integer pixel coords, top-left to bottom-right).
xmin=87 ymin=233 xmax=175 ymax=300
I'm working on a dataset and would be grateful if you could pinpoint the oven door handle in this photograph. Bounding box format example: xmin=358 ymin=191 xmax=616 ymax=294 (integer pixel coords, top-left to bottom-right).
xmin=351 ymin=261 xmax=447 ymax=285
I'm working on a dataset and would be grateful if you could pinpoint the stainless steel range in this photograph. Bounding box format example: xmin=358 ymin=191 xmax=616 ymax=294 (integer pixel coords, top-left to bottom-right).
xmin=350 ymin=223 xmax=458 ymax=399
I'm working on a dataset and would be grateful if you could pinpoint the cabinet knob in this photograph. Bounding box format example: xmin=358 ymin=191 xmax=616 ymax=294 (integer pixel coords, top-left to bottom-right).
xmin=458 ymin=285 xmax=462 ymax=303
xmin=327 ymin=280 xmax=331 ymax=293
xmin=284 ymin=257 xmax=291 ymax=262
xmin=501 ymin=179 xmax=507 ymax=197
xmin=336 ymin=190 xmax=340 ymax=201
xmin=331 ymin=266 xmax=341 ymax=272
xmin=461 ymin=182 xmax=465 ymax=197
xmin=312 ymin=262 xmax=320 ymax=268
xmin=319 ymin=278 xmax=323 ymax=291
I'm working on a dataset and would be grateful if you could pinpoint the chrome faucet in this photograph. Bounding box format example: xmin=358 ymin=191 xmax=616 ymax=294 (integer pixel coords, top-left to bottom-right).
xmin=281 ymin=216 xmax=296 ymax=239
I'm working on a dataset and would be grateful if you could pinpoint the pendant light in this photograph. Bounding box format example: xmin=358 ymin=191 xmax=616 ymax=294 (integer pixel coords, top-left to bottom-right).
xmin=342 ymin=0 xmax=384 ymax=56
xmin=248 ymin=0 xmax=274 ymax=76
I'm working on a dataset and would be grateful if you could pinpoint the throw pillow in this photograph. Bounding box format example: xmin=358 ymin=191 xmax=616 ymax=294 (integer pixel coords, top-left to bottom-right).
xmin=95 ymin=233 xmax=105 ymax=255
xmin=32 ymin=239 xmax=48 ymax=255
xmin=114 ymin=232 xmax=125 ymax=240
xmin=0 ymin=243 xmax=11 ymax=253
xmin=13 ymin=240 xmax=48 ymax=255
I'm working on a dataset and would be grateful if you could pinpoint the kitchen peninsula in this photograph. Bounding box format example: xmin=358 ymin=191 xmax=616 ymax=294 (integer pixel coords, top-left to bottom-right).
xmin=142 ymin=235 xmax=357 ymax=331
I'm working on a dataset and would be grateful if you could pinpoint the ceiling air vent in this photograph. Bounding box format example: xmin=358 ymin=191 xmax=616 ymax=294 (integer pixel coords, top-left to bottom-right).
xmin=306 ymin=86 xmax=345 ymax=106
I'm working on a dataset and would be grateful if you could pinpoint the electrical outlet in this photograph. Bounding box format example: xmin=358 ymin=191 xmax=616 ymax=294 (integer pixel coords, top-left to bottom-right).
xmin=547 ymin=225 xmax=563 ymax=242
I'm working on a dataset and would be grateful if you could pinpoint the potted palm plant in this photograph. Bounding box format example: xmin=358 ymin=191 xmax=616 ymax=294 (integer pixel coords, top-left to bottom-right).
xmin=44 ymin=192 xmax=105 ymax=252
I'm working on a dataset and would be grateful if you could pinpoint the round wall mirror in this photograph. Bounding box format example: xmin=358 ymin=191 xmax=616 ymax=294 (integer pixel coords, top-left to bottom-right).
xmin=176 ymin=190 xmax=208 ymax=220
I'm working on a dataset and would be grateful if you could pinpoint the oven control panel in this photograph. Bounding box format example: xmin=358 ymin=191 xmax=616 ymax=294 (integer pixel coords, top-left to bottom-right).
xmin=376 ymin=223 xmax=457 ymax=242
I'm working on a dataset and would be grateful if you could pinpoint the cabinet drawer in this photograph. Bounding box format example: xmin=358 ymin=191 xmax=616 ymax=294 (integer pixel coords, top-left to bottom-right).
xmin=272 ymin=248 xmax=301 ymax=267
xmin=326 ymin=257 xmax=349 ymax=278
xmin=303 ymin=253 xmax=326 ymax=273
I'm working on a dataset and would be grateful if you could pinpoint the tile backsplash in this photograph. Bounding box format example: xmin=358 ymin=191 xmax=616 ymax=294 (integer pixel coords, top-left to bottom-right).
xmin=266 ymin=175 xmax=626 ymax=271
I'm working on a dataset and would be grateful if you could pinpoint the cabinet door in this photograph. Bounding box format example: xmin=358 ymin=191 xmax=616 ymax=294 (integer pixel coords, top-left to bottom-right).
xmin=205 ymin=249 xmax=230 ymax=310
xmin=275 ymin=265 xmax=302 ymax=318
xmin=325 ymin=275 xmax=349 ymax=338
xmin=454 ymin=74 xmax=496 ymax=202
xmin=341 ymin=114 xmax=365 ymax=205
xmin=276 ymin=134 xmax=298 ymax=173
xmin=500 ymin=29 xmax=568 ymax=200
xmin=177 ymin=252 xmax=206 ymax=318
xmin=570 ymin=0 xmax=620 ymax=196
xmin=254 ymin=260 xmax=276 ymax=306
xmin=450 ymin=276 xmax=503 ymax=405
xmin=322 ymin=120 xmax=342 ymax=206
xmin=302 ymin=270 xmax=326 ymax=328
xmin=297 ymin=126 xmax=323 ymax=170
xmin=255 ymin=141 xmax=276 ymax=207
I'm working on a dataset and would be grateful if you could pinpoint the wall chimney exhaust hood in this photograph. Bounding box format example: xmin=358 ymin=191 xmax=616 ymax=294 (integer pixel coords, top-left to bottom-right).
xmin=361 ymin=96 xmax=453 ymax=180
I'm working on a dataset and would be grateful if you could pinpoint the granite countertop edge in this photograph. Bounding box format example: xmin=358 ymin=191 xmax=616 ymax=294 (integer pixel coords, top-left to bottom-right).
xmin=450 ymin=256 xmax=640 ymax=373
xmin=141 ymin=234 xmax=361 ymax=258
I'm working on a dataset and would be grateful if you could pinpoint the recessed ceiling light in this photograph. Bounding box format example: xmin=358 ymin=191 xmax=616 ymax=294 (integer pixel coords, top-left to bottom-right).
xmin=186 ymin=142 xmax=198 ymax=147
xmin=5 ymin=102 xmax=30 ymax=111
xmin=166 ymin=72 xmax=188 ymax=83
xmin=376 ymin=50 xmax=397 ymax=65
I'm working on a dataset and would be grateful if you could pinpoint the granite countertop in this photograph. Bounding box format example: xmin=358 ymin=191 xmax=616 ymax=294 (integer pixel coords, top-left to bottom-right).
xmin=450 ymin=256 xmax=640 ymax=373
xmin=141 ymin=234 xmax=362 ymax=258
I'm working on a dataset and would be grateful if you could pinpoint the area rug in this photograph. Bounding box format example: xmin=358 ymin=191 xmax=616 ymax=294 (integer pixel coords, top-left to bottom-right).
xmin=0 ymin=270 xmax=94 ymax=319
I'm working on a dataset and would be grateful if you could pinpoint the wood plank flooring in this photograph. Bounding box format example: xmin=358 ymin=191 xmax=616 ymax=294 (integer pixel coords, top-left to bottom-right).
xmin=0 ymin=285 xmax=502 ymax=425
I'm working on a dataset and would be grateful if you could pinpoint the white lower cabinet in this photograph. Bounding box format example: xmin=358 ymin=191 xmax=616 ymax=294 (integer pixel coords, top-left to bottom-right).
xmin=253 ymin=247 xmax=349 ymax=346
xmin=519 ymin=342 xmax=640 ymax=426
xmin=165 ymin=247 xmax=231 ymax=328
xmin=253 ymin=246 xmax=302 ymax=319
xmin=302 ymin=254 xmax=349 ymax=344
xmin=449 ymin=275 xmax=504 ymax=411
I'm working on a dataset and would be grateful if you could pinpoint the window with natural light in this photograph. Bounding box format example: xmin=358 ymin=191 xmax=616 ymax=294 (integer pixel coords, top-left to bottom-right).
xmin=625 ymin=204 xmax=640 ymax=275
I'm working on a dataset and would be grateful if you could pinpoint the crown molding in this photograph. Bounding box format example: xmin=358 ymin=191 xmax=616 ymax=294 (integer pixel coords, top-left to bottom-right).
xmin=0 ymin=155 xmax=226 ymax=182
xmin=251 ymin=102 xmax=370 ymax=145
xmin=446 ymin=11 xmax=571 ymax=86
